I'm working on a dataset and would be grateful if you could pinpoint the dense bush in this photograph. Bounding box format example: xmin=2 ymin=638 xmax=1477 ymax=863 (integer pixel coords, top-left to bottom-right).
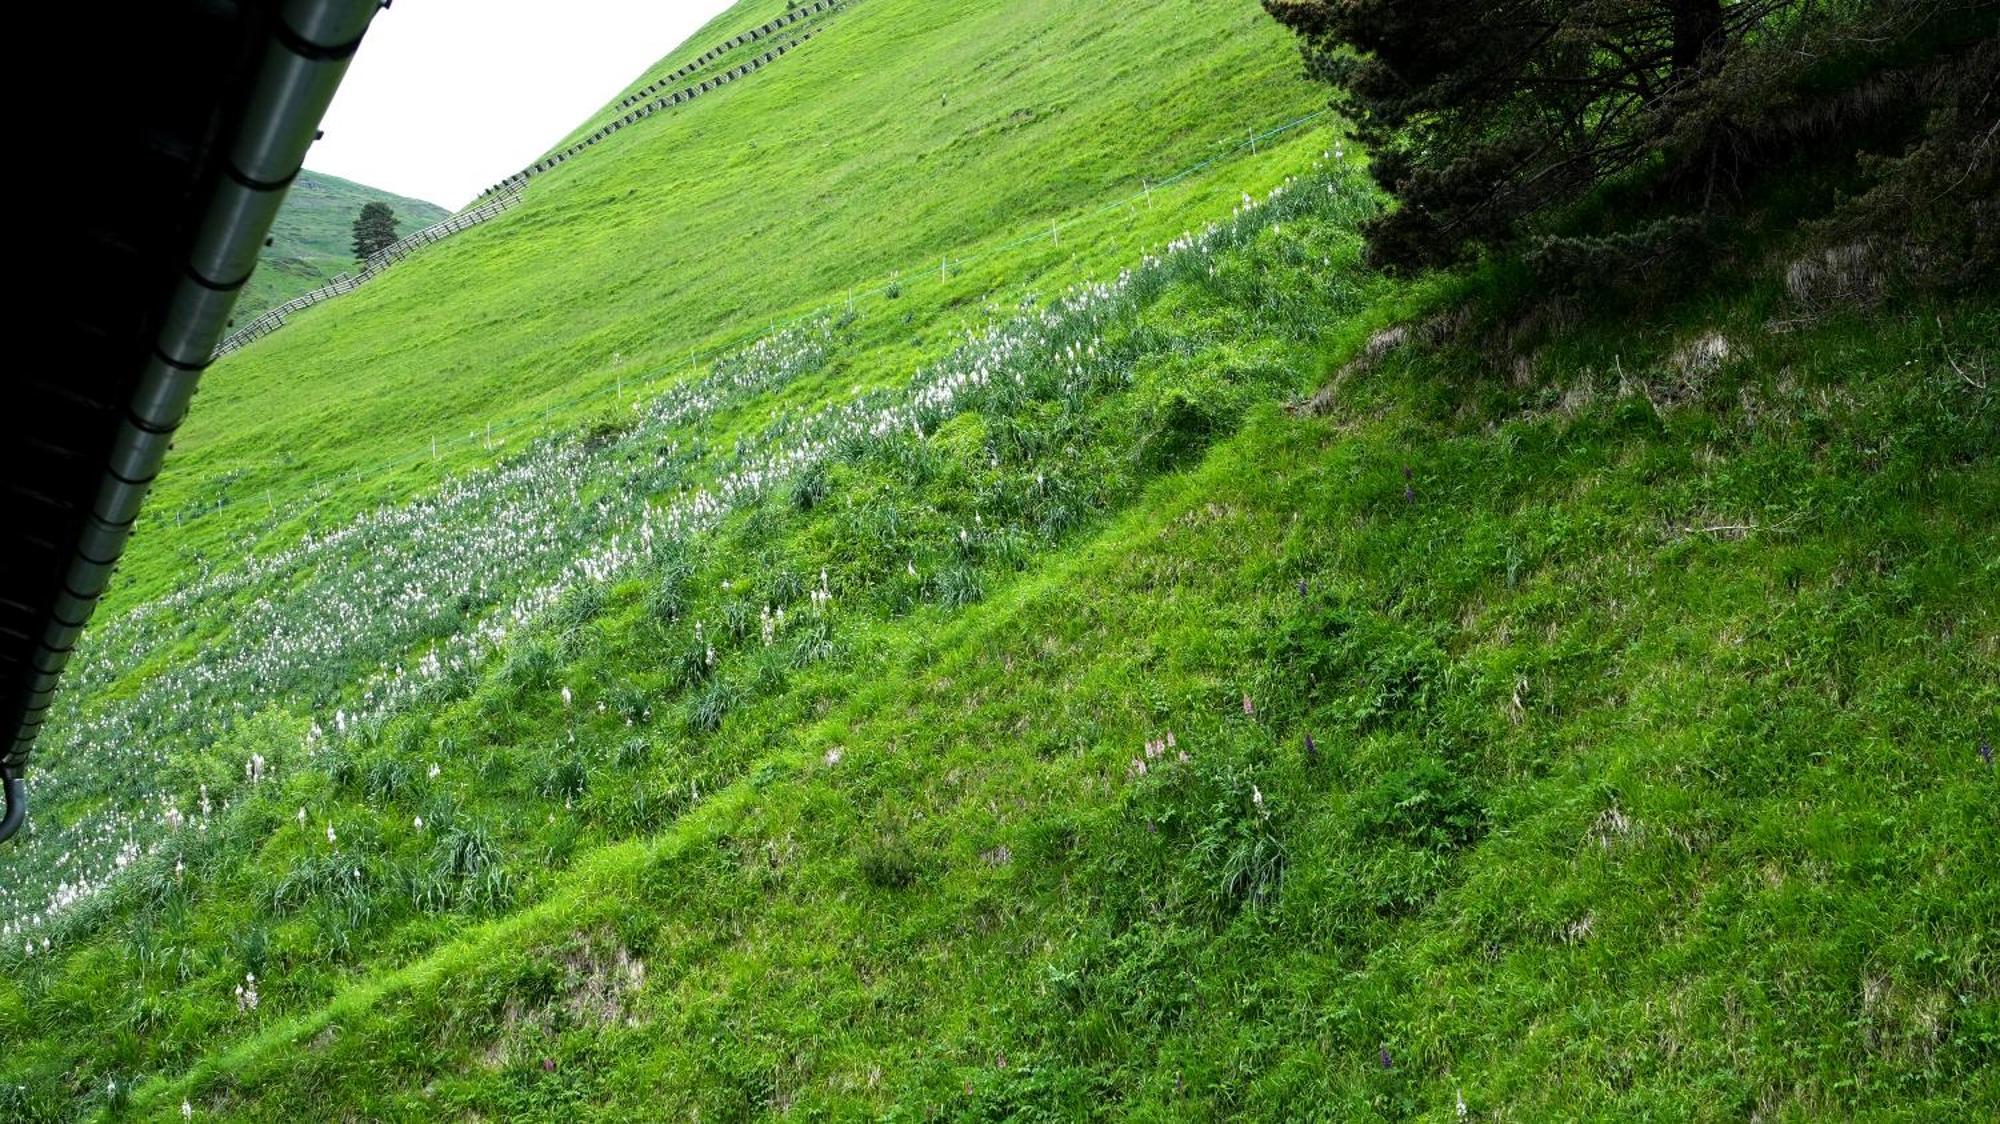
xmin=1267 ymin=0 xmax=1998 ymax=279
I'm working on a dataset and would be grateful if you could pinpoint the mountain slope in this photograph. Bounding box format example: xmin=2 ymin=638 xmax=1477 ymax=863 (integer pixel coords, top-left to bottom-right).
xmin=235 ymin=170 xmax=449 ymax=320
xmin=119 ymin=0 xmax=1322 ymax=617
xmin=1 ymin=0 xmax=1995 ymax=1119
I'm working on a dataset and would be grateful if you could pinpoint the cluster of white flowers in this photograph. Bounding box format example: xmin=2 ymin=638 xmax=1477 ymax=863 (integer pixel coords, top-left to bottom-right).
xmin=1 ymin=164 xmax=1365 ymax=947
xmin=233 ymin=971 xmax=259 ymax=1012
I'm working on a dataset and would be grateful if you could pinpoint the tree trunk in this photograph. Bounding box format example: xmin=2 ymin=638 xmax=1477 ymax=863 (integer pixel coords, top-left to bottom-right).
xmin=1669 ymin=0 xmax=1726 ymax=77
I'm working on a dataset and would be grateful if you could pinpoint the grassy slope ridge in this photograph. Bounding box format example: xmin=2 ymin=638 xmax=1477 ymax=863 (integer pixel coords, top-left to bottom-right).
xmin=2 ymin=0 xmax=1996 ymax=1118
xmin=127 ymin=0 xmax=1316 ymax=618
xmin=54 ymin=237 xmax=2000 ymax=1119
xmin=235 ymin=170 xmax=449 ymax=320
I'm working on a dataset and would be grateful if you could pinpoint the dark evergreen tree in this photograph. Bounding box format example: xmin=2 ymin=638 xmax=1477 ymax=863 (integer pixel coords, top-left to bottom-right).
xmin=1264 ymin=0 xmax=1996 ymax=274
xmin=351 ymin=201 xmax=398 ymax=261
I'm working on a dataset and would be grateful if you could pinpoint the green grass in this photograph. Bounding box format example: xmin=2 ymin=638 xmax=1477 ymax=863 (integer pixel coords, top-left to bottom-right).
xmin=2 ymin=0 xmax=1996 ymax=1119
xmin=127 ymin=0 xmax=1321 ymax=619
xmin=234 ymin=170 xmax=448 ymax=320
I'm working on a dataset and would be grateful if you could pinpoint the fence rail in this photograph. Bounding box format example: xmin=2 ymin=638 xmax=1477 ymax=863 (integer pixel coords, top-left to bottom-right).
xmin=214 ymin=186 xmax=525 ymax=359
xmin=215 ymin=1 xmax=852 ymax=360
xmin=607 ymin=1 xmax=843 ymax=119
xmin=474 ymin=0 xmax=847 ymax=202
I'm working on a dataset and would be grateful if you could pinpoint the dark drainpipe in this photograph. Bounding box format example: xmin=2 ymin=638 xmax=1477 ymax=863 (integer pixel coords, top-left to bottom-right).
xmin=0 ymin=0 xmax=384 ymax=844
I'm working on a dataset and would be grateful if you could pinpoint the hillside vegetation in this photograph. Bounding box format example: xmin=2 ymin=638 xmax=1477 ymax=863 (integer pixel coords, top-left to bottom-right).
xmin=2 ymin=0 xmax=1994 ymax=1119
xmin=128 ymin=0 xmax=1320 ymax=618
xmin=235 ymin=171 xmax=447 ymax=320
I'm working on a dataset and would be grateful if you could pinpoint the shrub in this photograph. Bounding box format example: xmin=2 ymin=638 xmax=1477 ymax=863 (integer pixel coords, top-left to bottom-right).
xmin=788 ymin=460 xmax=830 ymax=511
xmin=687 ymin=678 xmax=740 ymax=734
xmin=1262 ymin=600 xmax=1448 ymax=732
xmin=420 ymin=822 xmax=512 ymax=913
xmin=607 ymin=682 xmax=651 ymax=725
xmin=615 ymin=735 xmax=652 ymax=768
xmin=502 ymin=640 xmax=559 ymax=693
xmin=1358 ymin=758 xmax=1486 ymax=852
xmin=859 ymin=840 xmax=920 ymax=889
xmin=364 ymin=754 xmax=413 ymax=801
xmin=538 ymin=753 xmax=591 ymax=801
xmin=937 ymin=564 xmax=984 ymax=609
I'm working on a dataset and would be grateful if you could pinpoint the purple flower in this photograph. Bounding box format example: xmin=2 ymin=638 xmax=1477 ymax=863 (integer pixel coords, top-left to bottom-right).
xmin=1298 ymin=579 xmax=1309 ymax=597
xmin=1379 ymin=1047 xmax=1393 ymax=1070
xmin=1304 ymin=732 xmax=1319 ymax=764
xmin=1242 ymin=693 xmax=1255 ymax=716
xmin=1982 ymin=739 xmax=1994 ymax=767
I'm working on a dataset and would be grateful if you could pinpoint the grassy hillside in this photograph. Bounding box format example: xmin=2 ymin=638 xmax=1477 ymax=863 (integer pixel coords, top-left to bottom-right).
xmin=121 ymin=0 xmax=1322 ymax=617
xmin=234 ymin=170 xmax=448 ymax=320
xmin=1 ymin=0 xmax=1995 ymax=1119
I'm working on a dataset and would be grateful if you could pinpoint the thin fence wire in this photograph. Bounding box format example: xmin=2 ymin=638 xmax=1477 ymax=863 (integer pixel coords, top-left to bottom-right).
xmin=582 ymin=0 xmax=847 ymax=149
xmin=216 ymin=1 xmax=853 ymax=360
xmin=477 ymin=0 xmax=847 ymax=202
xmin=166 ymin=105 xmax=1337 ymax=536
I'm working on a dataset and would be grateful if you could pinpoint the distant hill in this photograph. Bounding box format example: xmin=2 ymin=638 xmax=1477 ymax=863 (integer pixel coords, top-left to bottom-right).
xmin=234 ymin=170 xmax=449 ymax=320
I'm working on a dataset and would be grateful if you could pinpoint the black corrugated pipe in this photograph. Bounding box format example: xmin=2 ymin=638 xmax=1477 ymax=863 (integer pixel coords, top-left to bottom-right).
xmin=0 ymin=770 xmax=23 ymax=845
xmin=0 ymin=0 xmax=382 ymax=845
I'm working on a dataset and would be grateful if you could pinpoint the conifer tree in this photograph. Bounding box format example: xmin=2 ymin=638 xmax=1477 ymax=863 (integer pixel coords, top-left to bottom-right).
xmin=351 ymin=201 xmax=398 ymax=261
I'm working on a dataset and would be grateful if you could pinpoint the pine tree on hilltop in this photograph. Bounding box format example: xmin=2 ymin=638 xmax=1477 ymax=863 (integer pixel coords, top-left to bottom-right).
xmin=351 ymin=201 xmax=398 ymax=261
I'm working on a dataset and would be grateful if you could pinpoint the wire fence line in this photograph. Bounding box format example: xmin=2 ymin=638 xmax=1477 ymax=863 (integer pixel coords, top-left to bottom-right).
xmin=591 ymin=1 xmax=847 ymax=137
xmin=168 ymin=105 xmax=1337 ymax=535
xmin=476 ymin=0 xmax=848 ymax=203
xmin=215 ymin=1 xmax=851 ymax=361
xmin=214 ymin=186 xmax=526 ymax=359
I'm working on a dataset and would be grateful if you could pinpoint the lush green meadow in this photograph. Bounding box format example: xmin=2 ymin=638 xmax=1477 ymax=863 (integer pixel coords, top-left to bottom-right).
xmin=1 ymin=0 xmax=1994 ymax=1119
xmin=128 ymin=0 xmax=1322 ymax=618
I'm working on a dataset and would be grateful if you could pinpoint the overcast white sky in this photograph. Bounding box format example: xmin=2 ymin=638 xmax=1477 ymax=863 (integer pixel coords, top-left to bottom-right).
xmin=311 ymin=1 xmax=736 ymax=210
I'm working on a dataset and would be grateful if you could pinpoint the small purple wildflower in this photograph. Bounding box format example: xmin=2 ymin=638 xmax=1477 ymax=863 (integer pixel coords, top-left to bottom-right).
xmin=1982 ymin=739 xmax=1994 ymax=767
xmin=1298 ymin=579 xmax=1309 ymax=597
xmin=1379 ymin=1046 xmax=1393 ymax=1070
xmin=1304 ymin=732 xmax=1319 ymax=765
xmin=1242 ymin=693 xmax=1255 ymax=716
